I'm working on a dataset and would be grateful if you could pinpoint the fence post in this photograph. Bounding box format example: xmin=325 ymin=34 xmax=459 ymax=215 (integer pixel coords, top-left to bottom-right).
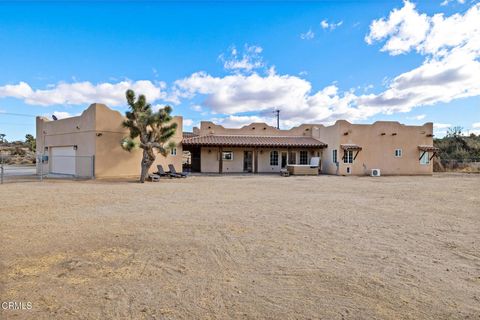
xmin=91 ymin=155 xmax=95 ymax=180
xmin=40 ymin=155 xmax=43 ymax=182
xmin=1 ymin=162 xmax=3 ymax=184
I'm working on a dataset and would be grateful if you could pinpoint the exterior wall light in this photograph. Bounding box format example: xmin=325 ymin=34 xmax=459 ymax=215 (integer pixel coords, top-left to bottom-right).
xmin=96 ymin=133 xmax=103 ymax=137
xmin=73 ymin=145 xmax=78 ymax=150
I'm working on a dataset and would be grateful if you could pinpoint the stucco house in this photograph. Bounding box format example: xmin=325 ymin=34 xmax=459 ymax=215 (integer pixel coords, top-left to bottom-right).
xmin=36 ymin=103 xmax=183 ymax=178
xmin=36 ymin=103 xmax=438 ymax=177
xmin=182 ymin=120 xmax=437 ymax=175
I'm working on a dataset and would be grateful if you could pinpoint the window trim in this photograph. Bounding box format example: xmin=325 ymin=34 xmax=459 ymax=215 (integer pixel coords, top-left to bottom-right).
xmin=288 ymin=151 xmax=297 ymax=165
xmin=343 ymin=150 xmax=353 ymax=164
xmin=270 ymin=150 xmax=279 ymax=166
xmin=394 ymin=149 xmax=402 ymax=157
xmin=419 ymin=151 xmax=429 ymax=165
xmin=222 ymin=151 xmax=234 ymax=161
xmin=299 ymin=150 xmax=308 ymax=165
xmin=332 ymin=149 xmax=337 ymax=163
xmin=170 ymin=148 xmax=177 ymax=156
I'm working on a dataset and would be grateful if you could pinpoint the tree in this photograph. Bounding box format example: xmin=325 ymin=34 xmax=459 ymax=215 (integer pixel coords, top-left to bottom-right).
xmin=25 ymin=134 xmax=36 ymax=151
xmin=0 ymin=133 xmax=6 ymax=144
xmin=121 ymin=89 xmax=177 ymax=183
xmin=446 ymin=126 xmax=463 ymax=138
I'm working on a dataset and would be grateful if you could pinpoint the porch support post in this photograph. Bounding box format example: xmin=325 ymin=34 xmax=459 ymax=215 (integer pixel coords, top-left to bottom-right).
xmin=419 ymin=150 xmax=426 ymax=161
xmin=219 ymin=147 xmax=223 ymax=174
xmin=254 ymin=148 xmax=258 ymax=174
xmin=354 ymin=150 xmax=360 ymax=160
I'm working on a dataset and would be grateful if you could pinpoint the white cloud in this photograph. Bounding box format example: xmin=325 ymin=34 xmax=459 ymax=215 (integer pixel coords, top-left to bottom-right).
xmin=320 ymin=19 xmax=343 ymax=31
xmin=472 ymin=122 xmax=480 ymax=128
xmin=414 ymin=114 xmax=427 ymax=120
xmin=219 ymin=44 xmax=265 ymax=73
xmin=365 ymin=1 xmax=430 ymax=55
xmin=361 ymin=1 xmax=480 ymax=115
xmin=191 ymin=104 xmax=203 ymax=112
xmin=52 ymin=111 xmax=74 ymax=119
xmin=366 ymin=1 xmax=480 ymax=57
xmin=183 ymin=119 xmax=194 ymax=126
xmin=0 ymin=80 xmax=167 ymax=107
xmin=434 ymin=123 xmax=452 ymax=129
xmin=441 ymin=0 xmax=465 ymax=6
xmin=174 ymin=70 xmax=377 ymax=124
xmin=300 ymin=29 xmax=315 ymax=40
xmin=211 ymin=115 xmax=271 ymax=128
xmin=173 ymin=2 xmax=480 ymax=126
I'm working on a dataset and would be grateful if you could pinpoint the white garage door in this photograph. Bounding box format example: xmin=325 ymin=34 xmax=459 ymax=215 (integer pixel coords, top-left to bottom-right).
xmin=50 ymin=146 xmax=76 ymax=175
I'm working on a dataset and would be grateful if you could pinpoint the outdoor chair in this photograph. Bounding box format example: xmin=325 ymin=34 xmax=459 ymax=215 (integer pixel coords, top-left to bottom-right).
xmin=168 ymin=164 xmax=188 ymax=178
xmin=149 ymin=174 xmax=160 ymax=182
xmin=156 ymin=165 xmax=174 ymax=178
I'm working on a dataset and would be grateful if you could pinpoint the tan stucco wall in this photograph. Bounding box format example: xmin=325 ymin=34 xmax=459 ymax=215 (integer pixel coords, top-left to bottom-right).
xmin=194 ymin=120 xmax=434 ymax=176
xmin=199 ymin=147 xmax=321 ymax=173
xmin=36 ymin=106 xmax=97 ymax=177
xmin=36 ymin=103 xmax=183 ymax=178
xmin=195 ymin=121 xmax=324 ymax=173
xmin=197 ymin=121 xmax=320 ymax=138
xmin=319 ymin=120 xmax=434 ymax=175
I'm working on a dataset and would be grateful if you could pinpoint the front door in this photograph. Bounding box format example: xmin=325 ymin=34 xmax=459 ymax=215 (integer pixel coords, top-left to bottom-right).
xmin=243 ymin=151 xmax=253 ymax=172
xmin=281 ymin=151 xmax=287 ymax=168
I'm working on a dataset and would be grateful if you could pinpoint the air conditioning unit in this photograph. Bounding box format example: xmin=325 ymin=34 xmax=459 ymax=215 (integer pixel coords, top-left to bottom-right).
xmin=371 ymin=169 xmax=381 ymax=177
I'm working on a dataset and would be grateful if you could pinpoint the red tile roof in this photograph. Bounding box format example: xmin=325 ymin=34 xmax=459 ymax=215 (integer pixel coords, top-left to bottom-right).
xmin=183 ymin=132 xmax=197 ymax=139
xmin=340 ymin=144 xmax=362 ymax=150
xmin=418 ymin=145 xmax=439 ymax=151
xmin=182 ymin=135 xmax=327 ymax=148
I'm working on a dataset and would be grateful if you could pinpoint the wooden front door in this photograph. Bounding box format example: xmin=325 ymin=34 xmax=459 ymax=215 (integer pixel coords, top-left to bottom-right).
xmin=243 ymin=151 xmax=253 ymax=172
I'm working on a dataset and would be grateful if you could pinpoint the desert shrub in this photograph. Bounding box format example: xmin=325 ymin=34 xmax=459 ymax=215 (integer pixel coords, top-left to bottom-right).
xmin=12 ymin=147 xmax=26 ymax=156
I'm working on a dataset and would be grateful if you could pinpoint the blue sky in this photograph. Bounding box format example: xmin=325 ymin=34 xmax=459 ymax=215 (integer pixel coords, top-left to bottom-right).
xmin=0 ymin=0 xmax=479 ymax=141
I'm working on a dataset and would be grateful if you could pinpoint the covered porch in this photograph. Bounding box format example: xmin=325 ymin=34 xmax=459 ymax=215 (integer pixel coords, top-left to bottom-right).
xmin=182 ymin=135 xmax=327 ymax=174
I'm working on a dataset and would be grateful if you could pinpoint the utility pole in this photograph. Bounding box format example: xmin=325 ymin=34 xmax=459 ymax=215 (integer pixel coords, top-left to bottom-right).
xmin=274 ymin=109 xmax=280 ymax=129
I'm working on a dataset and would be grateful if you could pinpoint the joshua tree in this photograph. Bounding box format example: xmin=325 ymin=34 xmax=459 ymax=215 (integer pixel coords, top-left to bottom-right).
xmin=25 ymin=134 xmax=36 ymax=151
xmin=121 ymin=89 xmax=177 ymax=183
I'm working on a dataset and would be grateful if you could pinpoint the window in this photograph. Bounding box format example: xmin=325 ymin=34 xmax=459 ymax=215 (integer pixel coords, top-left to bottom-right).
xmin=394 ymin=149 xmax=402 ymax=157
xmin=222 ymin=151 xmax=233 ymax=161
xmin=270 ymin=151 xmax=279 ymax=166
xmin=170 ymin=148 xmax=177 ymax=156
xmin=332 ymin=149 xmax=338 ymax=163
xmin=288 ymin=151 xmax=296 ymax=165
xmin=343 ymin=150 xmax=353 ymax=164
xmin=299 ymin=151 xmax=308 ymax=165
xmin=420 ymin=151 xmax=429 ymax=165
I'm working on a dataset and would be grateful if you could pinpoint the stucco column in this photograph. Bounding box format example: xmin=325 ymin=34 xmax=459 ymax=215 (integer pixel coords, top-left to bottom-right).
xmin=219 ymin=147 xmax=223 ymax=174
xmin=254 ymin=148 xmax=258 ymax=174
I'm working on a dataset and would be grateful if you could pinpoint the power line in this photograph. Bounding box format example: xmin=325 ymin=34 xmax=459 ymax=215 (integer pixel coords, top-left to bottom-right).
xmin=0 ymin=112 xmax=37 ymax=118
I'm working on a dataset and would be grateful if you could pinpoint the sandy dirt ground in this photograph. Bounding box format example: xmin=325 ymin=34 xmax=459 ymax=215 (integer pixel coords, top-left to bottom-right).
xmin=1 ymin=174 xmax=479 ymax=319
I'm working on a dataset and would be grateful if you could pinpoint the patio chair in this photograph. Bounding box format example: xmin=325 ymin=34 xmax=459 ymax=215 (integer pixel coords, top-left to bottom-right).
xmin=156 ymin=165 xmax=173 ymax=178
xmin=149 ymin=174 xmax=160 ymax=182
xmin=168 ymin=164 xmax=188 ymax=178
xmin=310 ymin=157 xmax=320 ymax=168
